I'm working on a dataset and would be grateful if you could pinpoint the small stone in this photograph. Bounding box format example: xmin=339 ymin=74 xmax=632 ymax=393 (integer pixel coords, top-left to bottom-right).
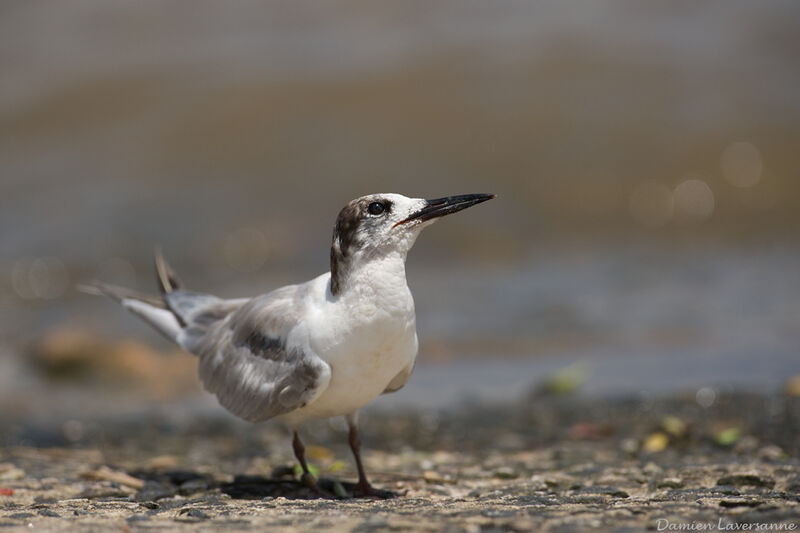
xmin=78 ymin=485 xmax=131 ymax=499
xmin=529 ymin=475 xmax=548 ymax=491
xmin=178 ymin=508 xmax=209 ymax=521
xmin=8 ymin=513 xmax=35 ymax=520
xmin=80 ymin=466 xmax=144 ymax=490
xmin=145 ymin=455 xmax=180 ymax=470
xmin=714 ymin=485 xmax=741 ymax=496
xmin=37 ymin=509 xmax=59 ymax=518
xmin=139 ymin=501 xmax=159 ymax=510
xmin=657 ymin=478 xmax=684 ymax=489
xmin=544 ymin=476 xmax=571 ymax=489
xmin=716 ymin=474 xmax=775 ymax=489
xmin=493 ymin=467 xmax=518 ymax=480
xmin=719 ymin=499 xmax=764 ymax=508
xmin=757 ymin=445 xmax=785 ymax=461
xmin=0 ymin=464 xmax=25 ymax=481
xmin=602 ymin=487 xmax=629 ymax=498
xmin=423 ymin=470 xmax=445 ymax=484
xmin=571 ymin=486 xmax=629 ymax=498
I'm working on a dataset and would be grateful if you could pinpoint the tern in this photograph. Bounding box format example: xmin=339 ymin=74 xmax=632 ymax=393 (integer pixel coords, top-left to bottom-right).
xmin=85 ymin=193 xmax=494 ymax=497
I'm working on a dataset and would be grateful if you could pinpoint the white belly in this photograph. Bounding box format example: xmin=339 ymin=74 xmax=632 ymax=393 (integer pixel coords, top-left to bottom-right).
xmin=279 ymin=310 xmax=417 ymax=427
xmin=277 ymin=267 xmax=418 ymax=427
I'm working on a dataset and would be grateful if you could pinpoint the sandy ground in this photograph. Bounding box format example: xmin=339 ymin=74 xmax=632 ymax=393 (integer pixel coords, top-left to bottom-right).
xmin=1 ymin=390 xmax=798 ymax=532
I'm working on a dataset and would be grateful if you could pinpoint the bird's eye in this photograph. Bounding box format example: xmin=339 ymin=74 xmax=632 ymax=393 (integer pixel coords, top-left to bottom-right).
xmin=367 ymin=202 xmax=385 ymax=216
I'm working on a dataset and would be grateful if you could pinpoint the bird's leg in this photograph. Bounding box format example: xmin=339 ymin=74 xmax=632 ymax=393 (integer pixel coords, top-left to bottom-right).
xmin=348 ymin=421 xmax=370 ymax=493
xmin=346 ymin=414 xmax=396 ymax=498
xmin=292 ymin=430 xmax=316 ymax=487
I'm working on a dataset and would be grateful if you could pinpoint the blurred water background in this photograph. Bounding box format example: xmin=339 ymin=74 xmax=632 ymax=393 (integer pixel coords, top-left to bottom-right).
xmin=1 ymin=1 xmax=799 ymax=423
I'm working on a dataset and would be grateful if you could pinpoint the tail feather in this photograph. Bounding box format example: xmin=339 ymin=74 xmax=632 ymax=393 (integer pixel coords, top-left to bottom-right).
xmin=82 ymin=249 xmax=229 ymax=344
xmin=154 ymin=248 xmax=188 ymax=326
xmin=120 ymin=299 xmax=183 ymax=341
xmin=155 ymin=246 xmax=183 ymax=295
xmin=78 ymin=281 xmax=181 ymax=341
xmin=77 ymin=282 xmax=165 ymax=308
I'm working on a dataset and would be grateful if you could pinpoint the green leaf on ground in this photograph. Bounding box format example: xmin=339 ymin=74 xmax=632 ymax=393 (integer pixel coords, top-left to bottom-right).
xmin=294 ymin=463 xmax=321 ymax=477
xmin=714 ymin=427 xmax=741 ymax=446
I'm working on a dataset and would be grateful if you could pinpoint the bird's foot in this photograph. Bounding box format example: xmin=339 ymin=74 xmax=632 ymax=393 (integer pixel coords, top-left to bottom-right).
xmin=351 ymin=481 xmax=398 ymax=499
xmin=300 ymin=472 xmax=318 ymax=489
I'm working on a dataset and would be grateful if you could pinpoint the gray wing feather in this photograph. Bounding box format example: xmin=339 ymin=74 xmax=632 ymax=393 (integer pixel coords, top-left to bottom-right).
xmin=179 ymin=284 xmax=331 ymax=423
xmin=165 ymin=290 xmax=234 ymax=326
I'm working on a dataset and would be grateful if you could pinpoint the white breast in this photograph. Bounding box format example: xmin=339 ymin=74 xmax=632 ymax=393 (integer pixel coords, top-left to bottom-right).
xmin=278 ymin=271 xmax=418 ymax=426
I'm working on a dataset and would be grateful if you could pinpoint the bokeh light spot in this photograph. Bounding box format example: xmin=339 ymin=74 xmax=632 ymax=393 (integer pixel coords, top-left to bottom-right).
xmin=674 ymin=177 xmax=715 ymax=220
xmin=696 ymin=387 xmax=716 ymax=408
xmin=11 ymin=259 xmax=35 ymax=299
xmin=62 ymin=419 xmax=85 ymax=442
xmin=721 ymin=141 xmax=762 ymax=188
xmin=12 ymin=257 xmax=69 ymax=299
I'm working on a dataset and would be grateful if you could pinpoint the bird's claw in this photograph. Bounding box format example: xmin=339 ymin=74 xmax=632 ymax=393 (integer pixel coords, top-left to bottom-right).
xmin=351 ymin=481 xmax=398 ymax=499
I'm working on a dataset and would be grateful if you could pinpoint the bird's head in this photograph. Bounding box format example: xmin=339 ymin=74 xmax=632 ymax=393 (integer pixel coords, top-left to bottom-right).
xmin=330 ymin=193 xmax=494 ymax=294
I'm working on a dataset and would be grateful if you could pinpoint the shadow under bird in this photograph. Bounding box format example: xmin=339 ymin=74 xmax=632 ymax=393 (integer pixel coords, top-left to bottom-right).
xmin=85 ymin=192 xmax=494 ymax=497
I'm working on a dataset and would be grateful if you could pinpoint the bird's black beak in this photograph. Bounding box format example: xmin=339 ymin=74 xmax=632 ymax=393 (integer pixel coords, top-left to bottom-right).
xmin=395 ymin=193 xmax=496 ymax=227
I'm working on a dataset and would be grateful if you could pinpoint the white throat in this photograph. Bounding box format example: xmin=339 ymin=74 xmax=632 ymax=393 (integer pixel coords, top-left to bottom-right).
xmin=335 ymin=249 xmax=411 ymax=302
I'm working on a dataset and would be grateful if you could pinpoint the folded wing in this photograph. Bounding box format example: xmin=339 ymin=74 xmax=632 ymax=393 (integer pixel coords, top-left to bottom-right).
xmin=179 ymin=285 xmax=331 ymax=423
